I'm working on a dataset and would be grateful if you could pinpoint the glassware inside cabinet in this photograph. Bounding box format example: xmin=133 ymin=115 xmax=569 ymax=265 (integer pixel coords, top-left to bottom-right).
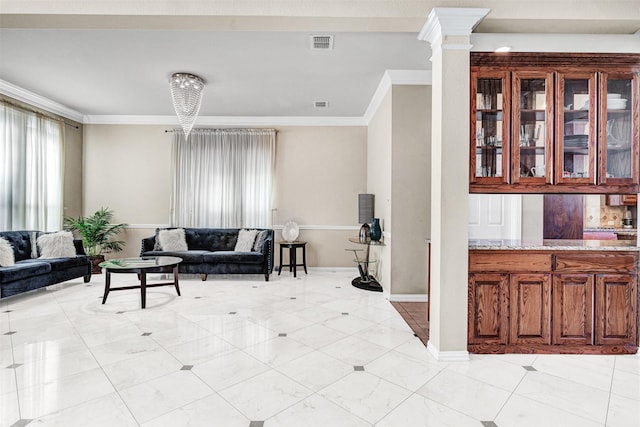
xmin=517 ymin=77 xmax=548 ymax=179
xmin=475 ymin=78 xmax=504 ymax=179
xmin=604 ymin=78 xmax=633 ymax=180
xmin=560 ymin=77 xmax=594 ymax=181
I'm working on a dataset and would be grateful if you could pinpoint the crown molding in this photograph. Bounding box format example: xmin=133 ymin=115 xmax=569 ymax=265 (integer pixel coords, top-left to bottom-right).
xmin=363 ymin=69 xmax=432 ymax=125
xmin=3 ymin=69 xmax=429 ymax=127
xmin=418 ymin=7 xmax=490 ymax=45
xmin=83 ymin=115 xmax=177 ymax=125
xmin=83 ymin=115 xmax=366 ymax=126
xmin=0 ymin=79 xmax=85 ymax=123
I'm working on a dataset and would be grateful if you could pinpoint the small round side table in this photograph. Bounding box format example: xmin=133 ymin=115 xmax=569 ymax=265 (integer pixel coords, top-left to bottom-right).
xmin=277 ymin=241 xmax=308 ymax=278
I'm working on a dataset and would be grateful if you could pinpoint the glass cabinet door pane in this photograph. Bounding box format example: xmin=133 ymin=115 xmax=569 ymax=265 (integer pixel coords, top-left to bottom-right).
xmin=605 ymin=78 xmax=633 ymax=179
xmin=475 ymin=78 xmax=504 ymax=178
xmin=561 ymin=79 xmax=592 ymax=179
xmin=518 ymin=78 xmax=547 ymax=178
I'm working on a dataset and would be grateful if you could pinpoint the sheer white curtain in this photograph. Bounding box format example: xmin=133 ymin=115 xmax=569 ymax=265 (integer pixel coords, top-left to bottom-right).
xmin=0 ymin=102 xmax=64 ymax=231
xmin=170 ymin=129 xmax=276 ymax=228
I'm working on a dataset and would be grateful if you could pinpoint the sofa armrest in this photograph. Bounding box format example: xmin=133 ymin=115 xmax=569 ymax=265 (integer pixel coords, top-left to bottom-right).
xmin=73 ymin=239 xmax=87 ymax=256
xmin=260 ymin=231 xmax=274 ymax=274
xmin=141 ymin=236 xmax=156 ymax=255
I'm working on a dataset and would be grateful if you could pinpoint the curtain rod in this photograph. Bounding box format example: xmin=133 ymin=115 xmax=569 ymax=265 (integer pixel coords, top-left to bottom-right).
xmin=164 ymin=128 xmax=277 ymax=134
xmin=1 ymin=98 xmax=80 ymax=129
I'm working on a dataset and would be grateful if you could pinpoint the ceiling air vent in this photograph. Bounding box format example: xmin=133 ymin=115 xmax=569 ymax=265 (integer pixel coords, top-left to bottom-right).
xmin=310 ymin=35 xmax=334 ymax=50
xmin=314 ymin=101 xmax=329 ymax=108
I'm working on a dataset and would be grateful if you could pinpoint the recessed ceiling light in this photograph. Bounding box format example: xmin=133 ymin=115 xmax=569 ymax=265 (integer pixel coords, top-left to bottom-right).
xmin=495 ymin=46 xmax=511 ymax=53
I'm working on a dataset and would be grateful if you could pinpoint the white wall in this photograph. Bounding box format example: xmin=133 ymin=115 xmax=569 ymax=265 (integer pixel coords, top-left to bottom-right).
xmin=83 ymin=123 xmax=367 ymax=266
xmin=522 ymin=194 xmax=544 ymax=241
xmin=390 ymin=85 xmax=431 ymax=295
xmin=273 ymin=125 xmax=367 ymax=267
xmin=366 ymin=90 xmax=393 ymax=291
xmin=365 ymin=84 xmax=432 ymax=297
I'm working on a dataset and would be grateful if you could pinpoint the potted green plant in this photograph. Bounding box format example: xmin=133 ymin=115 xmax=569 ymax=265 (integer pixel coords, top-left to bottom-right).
xmin=64 ymin=207 xmax=127 ymax=274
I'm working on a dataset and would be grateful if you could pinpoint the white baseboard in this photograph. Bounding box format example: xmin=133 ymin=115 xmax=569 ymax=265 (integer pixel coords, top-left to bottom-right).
xmin=305 ymin=267 xmax=355 ymax=272
xmin=427 ymin=341 xmax=470 ymax=362
xmin=388 ymin=294 xmax=428 ymax=302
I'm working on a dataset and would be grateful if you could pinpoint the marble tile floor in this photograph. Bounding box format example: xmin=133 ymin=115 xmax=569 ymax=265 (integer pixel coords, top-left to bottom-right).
xmin=0 ymin=269 xmax=638 ymax=427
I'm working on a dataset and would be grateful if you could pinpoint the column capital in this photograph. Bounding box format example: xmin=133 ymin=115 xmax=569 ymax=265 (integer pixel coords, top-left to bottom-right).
xmin=418 ymin=7 xmax=490 ymax=45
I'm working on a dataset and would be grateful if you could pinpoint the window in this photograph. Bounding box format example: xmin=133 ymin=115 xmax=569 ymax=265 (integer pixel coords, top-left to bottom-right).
xmin=0 ymin=101 xmax=64 ymax=231
xmin=170 ymin=129 xmax=275 ymax=228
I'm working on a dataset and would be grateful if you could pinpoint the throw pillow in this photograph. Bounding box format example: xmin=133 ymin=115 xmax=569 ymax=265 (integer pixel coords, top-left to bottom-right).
xmin=0 ymin=236 xmax=15 ymax=267
xmin=37 ymin=231 xmax=77 ymax=259
xmin=158 ymin=228 xmax=188 ymax=251
xmin=252 ymin=230 xmax=269 ymax=252
xmin=30 ymin=231 xmax=39 ymax=258
xmin=235 ymin=229 xmax=258 ymax=252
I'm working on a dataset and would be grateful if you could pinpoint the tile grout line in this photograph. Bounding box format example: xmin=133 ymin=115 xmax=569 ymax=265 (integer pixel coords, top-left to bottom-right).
xmin=6 ymin=303 xmax=26 ymax=425
xmin=511 ymin=355 xmax=613 ymax=426
xmin=603 ymin=355 xmax=617 ymax=426
xmin=57 ymin=289 xmax=144 ymax=426
xmin=487 ymin=364 xmax=532 ymax=426
xmin=3 ymin=272 xmax=376 ymax=422
xmin=411 ymin=368 xmax=497 ymax=424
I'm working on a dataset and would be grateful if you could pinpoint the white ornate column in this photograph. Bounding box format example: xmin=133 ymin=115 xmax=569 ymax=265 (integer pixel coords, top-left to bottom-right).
xmin=418 ymin=7 xmax=489 ymax=361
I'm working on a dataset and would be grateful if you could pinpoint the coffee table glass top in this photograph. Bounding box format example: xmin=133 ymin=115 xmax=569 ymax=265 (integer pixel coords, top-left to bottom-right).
xmin=99 ymin=256 xmax=182 ymax=270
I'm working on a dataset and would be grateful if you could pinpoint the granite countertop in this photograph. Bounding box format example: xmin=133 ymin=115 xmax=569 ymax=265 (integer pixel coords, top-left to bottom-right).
xmin=584 ymin=227 xmax=637 ymax=235
xmin=469 ymin=239 xmax=640 ymax=251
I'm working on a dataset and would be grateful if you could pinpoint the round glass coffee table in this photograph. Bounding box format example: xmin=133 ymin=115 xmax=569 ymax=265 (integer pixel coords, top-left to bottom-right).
xmin=99 ymin=256 xmax=182 ymax=309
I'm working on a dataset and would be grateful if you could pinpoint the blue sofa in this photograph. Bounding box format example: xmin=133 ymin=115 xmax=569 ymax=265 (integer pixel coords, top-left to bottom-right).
xmin=140 ymin=228 xmax=274 ymax=281
xmin=0 ymin=230 xmax=91 ymax=298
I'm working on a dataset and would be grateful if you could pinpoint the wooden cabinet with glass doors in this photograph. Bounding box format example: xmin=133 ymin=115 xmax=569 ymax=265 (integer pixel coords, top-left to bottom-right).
xmin=511 ymin=71 xmax=554 ymax=187
xmin=470 ymin=71 xmax=510 ymax=185
xmin=470 ymin=53 xmax=639 ymax=194
xmin=555 ymin=72 xmax=597 ymax=185
xmin=598 ymin=73 xmax=639 ymax=186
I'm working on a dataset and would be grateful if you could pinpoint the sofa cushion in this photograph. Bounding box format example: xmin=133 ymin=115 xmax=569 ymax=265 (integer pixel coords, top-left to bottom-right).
xmin=184 ymin=228 xmax=239 ymax=251
xmin=0 ymin=261 xmax=51 ymax=283
xmin=203 ymin=251 xmax=264 ymax=264
xmin=38 ymin=231 xmax=77 ymax=259
xmin=0 ymin=231 xmax=34 ymax=262
xmin=0 ymin=237 xmax=15 ymax=267
xmin=141 ymin=250 xmax=208 ymax=264
xmin=22 ymin=256 xmax=88 ymax=272
xmin=158 ymin=228 xmax=188 ymax=251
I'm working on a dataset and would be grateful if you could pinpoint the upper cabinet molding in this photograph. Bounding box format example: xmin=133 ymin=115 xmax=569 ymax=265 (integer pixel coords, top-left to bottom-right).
xmin=471 ymin=52 xmax=640 ymax=71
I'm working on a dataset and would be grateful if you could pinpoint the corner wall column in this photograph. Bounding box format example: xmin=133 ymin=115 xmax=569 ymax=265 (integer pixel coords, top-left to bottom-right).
xmin=418 ymin=7 xmax=489 ymax=361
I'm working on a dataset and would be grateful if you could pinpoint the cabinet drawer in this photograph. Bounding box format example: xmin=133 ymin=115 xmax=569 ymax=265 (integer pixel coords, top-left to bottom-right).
xmin=554 ymin=253 xmax=637 ymax=273
xmin=470 ymin=253 xmax=552 ymax=273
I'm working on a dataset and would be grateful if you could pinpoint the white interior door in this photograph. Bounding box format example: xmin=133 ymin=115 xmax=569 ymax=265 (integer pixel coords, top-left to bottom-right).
xmin=469 ymin=194 xmax=522 ymax=240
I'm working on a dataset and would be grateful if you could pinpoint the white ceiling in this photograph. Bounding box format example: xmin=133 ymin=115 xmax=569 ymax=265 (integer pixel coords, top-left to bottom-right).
xmin=0 ymin=0 xmax=638 ymax=121
xmin=0 ymin=29 xmax=430 ymax=118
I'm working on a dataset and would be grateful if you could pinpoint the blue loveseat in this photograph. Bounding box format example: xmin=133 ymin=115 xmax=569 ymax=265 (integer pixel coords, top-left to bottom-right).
xmin=0 ymin=230 xmax=91 ymax=298
xmin=140 ymin=228 xmax=274 ymax=281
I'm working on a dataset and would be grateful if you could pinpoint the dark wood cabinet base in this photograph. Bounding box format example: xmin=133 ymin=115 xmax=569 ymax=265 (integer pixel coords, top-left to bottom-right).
xmin=469 ymin=248 xmax=638 ymax=355
xmin=468 ymin=343 xmax=638 ymax=355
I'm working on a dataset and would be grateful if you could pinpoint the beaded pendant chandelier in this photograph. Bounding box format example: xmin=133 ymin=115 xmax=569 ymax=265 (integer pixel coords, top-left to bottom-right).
xmin=169 ymin=73 xmax=205 ymax=139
